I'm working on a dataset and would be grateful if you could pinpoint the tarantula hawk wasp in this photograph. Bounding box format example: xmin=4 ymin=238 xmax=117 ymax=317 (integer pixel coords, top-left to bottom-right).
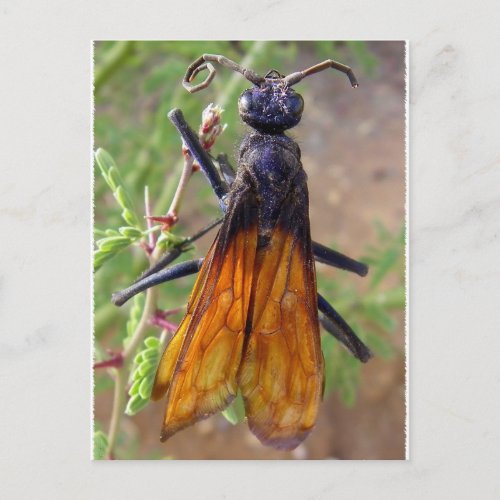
xmin=112 ymin=54 xmax=372 ymax=450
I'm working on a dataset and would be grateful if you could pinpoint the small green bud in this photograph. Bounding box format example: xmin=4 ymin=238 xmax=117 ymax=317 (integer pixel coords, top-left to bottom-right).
xmin=144 ymin=337 xmax=160 ymax=349
xmin=122 ymin=208 xmax=139 ymax=227
xmin=114 ymin=186 xmax=128 ymax=209
xmin=133 ymin=352 xmax=144 ymax=365
xmin=106 ymin=166 xmax=121 ymax=191
xmin=129 ymin=378 xmax=142 ymax=396
xmin=125 ymin=394 xmax=149 ymax=416
xmin=95 ymin=148 xmax=115 ymax=177
xmin=93 ymin=250 xmax=114 ymax=271
xmin=138 ymin=376 xmax=153 ymax=399
xmin=138 ymin=360 xmax=155 ymax=377
xmin=97 ymin=236 xmax=131 ymax=252
xmin=141 ymin=348 xmax=160 ymax=360
xmin=119 ymin=226 xmax=143 ymax=239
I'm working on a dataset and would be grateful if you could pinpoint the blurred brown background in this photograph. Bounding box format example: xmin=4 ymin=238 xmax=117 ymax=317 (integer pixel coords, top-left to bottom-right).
xmin=94 ymin=41 xmax=406 ymax=460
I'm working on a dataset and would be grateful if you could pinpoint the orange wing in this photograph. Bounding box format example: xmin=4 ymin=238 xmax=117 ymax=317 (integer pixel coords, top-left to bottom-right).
xmin=238 ymin=196 xmax=324 ymax=450
xmin=152 ymin=195 xmax=258 ymax=441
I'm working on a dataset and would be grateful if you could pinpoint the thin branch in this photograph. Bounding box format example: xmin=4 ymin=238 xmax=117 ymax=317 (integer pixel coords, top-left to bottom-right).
xmin=164 ymin=153 xmax=195 ymax=228
xmin=144 ymin=185 xmax=156 ymax=249
xmin=105 ymin=270 xmax=159 ymax=459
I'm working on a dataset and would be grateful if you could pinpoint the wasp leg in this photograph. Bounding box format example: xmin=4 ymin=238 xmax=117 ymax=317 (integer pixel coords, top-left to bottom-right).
xmin=214 ymin=153 xmax=236 ymax=186
xmin=312 ymin=240 xmax=368 ymax=277
xmin=112 ymin=258 xmax=204 ymax=307
xmin=135 ymin=218 xmax=222 ymax=285
xmin=168 ymin=108 xmax=229 ymax=208
xmin=317 ymin=293 xmax=372 ymax=362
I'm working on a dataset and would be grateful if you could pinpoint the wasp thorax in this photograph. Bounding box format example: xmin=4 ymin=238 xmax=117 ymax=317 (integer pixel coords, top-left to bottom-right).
xmin=238 ymin=84 xmax=304 ymax=134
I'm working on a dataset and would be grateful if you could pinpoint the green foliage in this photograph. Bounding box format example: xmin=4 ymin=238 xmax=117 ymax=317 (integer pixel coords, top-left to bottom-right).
xmin=222 ymin=392 xmax=246 ymax=425
xmin=94 ymin=148 xmax=145 ymax=271
xmin=318 ymin=222 xmax=405 ymax=406
xmin=125 ymin=336 xmax=162 ymax=416
xmin=93 ymin=430 xmax=108 ymax=460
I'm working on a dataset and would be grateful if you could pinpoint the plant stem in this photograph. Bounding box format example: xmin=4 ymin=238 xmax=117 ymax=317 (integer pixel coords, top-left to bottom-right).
xmin=165 ymin=154 xmax=195 ymax=222
xmin=105 ymin=263 xmax=159 ymax=459
xmin=105 ymin=369 xmax=125 ymax=459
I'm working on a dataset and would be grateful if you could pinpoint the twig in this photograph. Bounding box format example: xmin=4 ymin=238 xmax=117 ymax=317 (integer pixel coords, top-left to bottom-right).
xmin=144 ymin=185 xmax=156 ymax=249
xmin=105 ymin=271 xmax=159 ymax=459
xmin=164 ymin=153 xmax=195 ymax=226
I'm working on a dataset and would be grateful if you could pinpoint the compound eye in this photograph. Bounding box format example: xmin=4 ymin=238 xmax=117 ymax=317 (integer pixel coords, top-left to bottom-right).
xmin=238 ymin=91 xmax=253 ymax=113
xmin=287 ymin=94 xmax=304 ymax=117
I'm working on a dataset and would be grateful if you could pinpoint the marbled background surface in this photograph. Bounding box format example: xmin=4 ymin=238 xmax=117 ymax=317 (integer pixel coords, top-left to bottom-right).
xmin=1 ymin=0 xmax=499 ymax=498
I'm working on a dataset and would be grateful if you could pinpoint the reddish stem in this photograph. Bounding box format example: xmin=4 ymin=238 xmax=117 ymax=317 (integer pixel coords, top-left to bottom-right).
xmin=146 ymin=213 xmax=178 ymax=232
xmin=150 ymin=313 xmax=179 ymax=332
xmin=93 ymin=352 xmax=124 ymax=370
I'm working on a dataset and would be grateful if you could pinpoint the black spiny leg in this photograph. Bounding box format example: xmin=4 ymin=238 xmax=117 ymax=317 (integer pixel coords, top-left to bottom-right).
xmin=112 ymin=258 xmax=204 ymax=307
xmin=318 ymin=293 xmax=372 ymax=362
xmin=168 ymin=108 xmax=229 ymax=208
xmin=312 ymin=241 xmax=368 ymax=277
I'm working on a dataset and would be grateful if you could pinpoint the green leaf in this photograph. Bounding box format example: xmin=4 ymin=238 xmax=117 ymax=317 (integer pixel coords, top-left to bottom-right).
xmin=94 ymin=148 xmax=141 ymax=229
xmin=93 ymin=431 xmax=108 ymax=460
xmin=144 ymin=336 xmax=160 ymax=349
xmin=122 ymin=208 xmax=139 ymax=228
xmin=96 ymin=235 xmax=132 ymax=252
xmin=93 ymin=250 xmax=115 ymax=272
xmin=119 ymin=226 xmax=143 ymax=238
xmin=138 ymin=360 xmax=155 ymax=377
xmin=129 ymin=379 xmax=141 ymax=396
xmin=94 ymin=148 xmax=116 ymax=183
xmin=221 ymin=392 xmax=245 ymax=425
xmin=141 ymin=348 xmax=160 ymax=360
xmin=106 ymin=166 xmax=121 ymax=191
xmin=125 ymin=394 xmax=149 ymax=416
xmin=138 ymin=376 xmax=153 ymax=399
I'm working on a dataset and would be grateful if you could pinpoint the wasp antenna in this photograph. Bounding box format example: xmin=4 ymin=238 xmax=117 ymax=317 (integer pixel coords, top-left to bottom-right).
xmin=284 ymin=59 xmax=359 ymax=88
xmin=183 ymin=54 xmax=265 ymax=93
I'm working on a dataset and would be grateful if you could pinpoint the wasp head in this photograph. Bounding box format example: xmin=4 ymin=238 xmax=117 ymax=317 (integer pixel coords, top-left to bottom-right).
xmin=238 ymin=71 xmax=304 ymax=134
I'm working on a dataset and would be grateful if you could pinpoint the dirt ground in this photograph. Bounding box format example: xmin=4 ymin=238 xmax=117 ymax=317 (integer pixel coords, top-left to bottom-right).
xmin=95 ymin=41 xmax=406 ymax=460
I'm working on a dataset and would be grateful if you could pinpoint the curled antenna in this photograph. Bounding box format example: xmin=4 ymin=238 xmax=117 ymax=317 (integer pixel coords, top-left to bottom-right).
xmin=183 ymin=54 xmax=265 ymax=93
xmin=182 ymin=54 xmax=359 ymax=93
xmin=284 ymin=59 xmax=358 ymax=88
